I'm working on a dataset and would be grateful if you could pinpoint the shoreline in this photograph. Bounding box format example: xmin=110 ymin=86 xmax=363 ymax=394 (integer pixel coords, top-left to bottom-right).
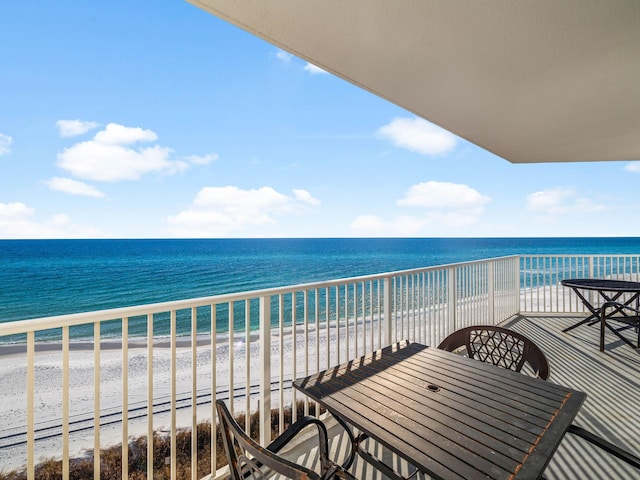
xmin=0 ymin=331 xmax=261 ymax=358
xmin=0 ymin=316 xmax=374 ymax=470
xmin=0 ymin=287 xmax=553 ymax=470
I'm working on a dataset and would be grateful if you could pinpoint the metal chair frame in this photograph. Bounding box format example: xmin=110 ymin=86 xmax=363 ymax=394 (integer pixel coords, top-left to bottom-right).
xmin=437 ymin=325 xmax=550 ymax=380
xmin=564 ymin=425 xmax=640 ymax=471
xmin=216 ymin=400 xmax=355 ymax=480
xmin=439 ymin=325 xmax=640 ymax=475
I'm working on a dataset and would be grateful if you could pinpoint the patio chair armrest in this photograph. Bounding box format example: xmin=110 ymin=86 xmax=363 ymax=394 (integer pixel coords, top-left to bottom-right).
xmin=268 ymin=414 xmax=357 ymax=474
xmin=566 ymin=425 xmax=640 ymax=469
xmin=267 ymin=415 xmax=330 ymax=454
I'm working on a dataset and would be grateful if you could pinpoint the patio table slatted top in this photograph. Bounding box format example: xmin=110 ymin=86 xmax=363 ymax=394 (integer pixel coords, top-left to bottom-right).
xmin=561 ymin=279 xmax=640 ymax=292
xmin=294 ymin=341 xmax=586 ymax=480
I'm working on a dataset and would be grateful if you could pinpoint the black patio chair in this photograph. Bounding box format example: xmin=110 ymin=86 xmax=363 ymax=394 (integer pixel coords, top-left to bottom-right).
xmin=437 ymin=324 xmax=550 ymax=379
xmin=438 ymin=325 xmax=640 ymax=474
xmin=599 ymin=300 xmax=640 ymax=351
xmin=216 ymin=399 xmax=356 ymax=480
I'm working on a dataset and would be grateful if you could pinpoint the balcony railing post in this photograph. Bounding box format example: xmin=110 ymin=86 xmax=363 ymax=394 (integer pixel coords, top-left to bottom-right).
xmin=488 ymin=260 xmax=495 ymax=324
xmin=259 ymin=295 xmax=271 ymax=446
xmin=515 ymin=256 xmax=522 ymax=315
xmin=27 ymin=331 xmax=34 ymax=480
xmin=383 ymin=276 xmax=392 ymax=345
xmin=587 ymin=256 xmax=594 ymax=311
xmin=447 ymin=267 xmax=457 ymax=332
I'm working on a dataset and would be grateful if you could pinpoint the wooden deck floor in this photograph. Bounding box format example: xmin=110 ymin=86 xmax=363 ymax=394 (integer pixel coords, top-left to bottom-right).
xmin=284 ymin=314 xmax=640 ymax=479
xmin=504 ymin=314 xmax=640 ymax=479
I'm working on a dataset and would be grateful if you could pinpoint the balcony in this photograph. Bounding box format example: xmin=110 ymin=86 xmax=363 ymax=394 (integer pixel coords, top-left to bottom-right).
xmin=1 ymin=254 xmax=639 ymax=479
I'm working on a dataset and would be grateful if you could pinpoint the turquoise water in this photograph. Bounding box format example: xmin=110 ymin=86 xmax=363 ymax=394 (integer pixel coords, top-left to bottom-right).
xmin=2 ymin=237 xmax=640 ymax=326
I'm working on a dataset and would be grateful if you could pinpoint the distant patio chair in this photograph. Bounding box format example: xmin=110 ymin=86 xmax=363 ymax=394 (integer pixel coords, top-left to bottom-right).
xmin=437 ymin=325 xmax=550 ymax=379
xmin=599 ymin=300 xmax=640 ymax=351
xmin=216 ymin=399 xmax=356 ymax=480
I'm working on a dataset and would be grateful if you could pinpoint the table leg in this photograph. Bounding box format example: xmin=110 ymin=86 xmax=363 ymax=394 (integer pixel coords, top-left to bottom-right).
xmin=586 ymin=291 xmax=627 ymax=326
xmin=599 ymin=293 xmax=640 ymax=351
xmin=563 ymin=289 xmax=633 ymax=333
xmin=333 ymin=414 xmax=419 ymax=480
xmin=562 ymin=288 xmax=601 ymax=333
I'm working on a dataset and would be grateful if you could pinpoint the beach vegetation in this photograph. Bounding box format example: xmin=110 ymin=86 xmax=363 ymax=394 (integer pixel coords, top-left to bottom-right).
xmin=0 ymin=401 xmax=321 ymax=480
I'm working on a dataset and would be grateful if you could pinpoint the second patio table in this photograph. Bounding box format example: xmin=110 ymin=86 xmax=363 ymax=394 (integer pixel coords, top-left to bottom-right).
xmin=560 ymin=278 xmax=640 ymax=333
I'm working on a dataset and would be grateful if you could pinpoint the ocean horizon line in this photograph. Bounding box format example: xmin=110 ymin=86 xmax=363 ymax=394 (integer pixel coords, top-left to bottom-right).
xmin=3 ymin=237 xmax=640 ymax=327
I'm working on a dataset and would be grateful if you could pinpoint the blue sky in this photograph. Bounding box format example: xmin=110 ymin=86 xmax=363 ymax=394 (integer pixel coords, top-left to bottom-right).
xmin=1 ymin=1 xmax=638 ymax=239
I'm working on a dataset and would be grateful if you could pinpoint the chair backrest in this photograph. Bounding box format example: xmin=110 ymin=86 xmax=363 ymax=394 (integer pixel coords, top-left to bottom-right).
xmin=216 ymin=400 xmax=322 ymax=480
xmin=437 ymin=325 xmax=550 ymax=380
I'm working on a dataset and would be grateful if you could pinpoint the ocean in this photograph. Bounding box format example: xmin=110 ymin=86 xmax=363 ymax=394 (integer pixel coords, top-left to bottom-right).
xmin=2 ymin=237 xmax=640 ymax=326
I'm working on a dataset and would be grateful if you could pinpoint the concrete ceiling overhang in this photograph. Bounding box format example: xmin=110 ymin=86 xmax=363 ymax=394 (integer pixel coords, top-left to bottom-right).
xmin=188 ymin=0 xmax=640 ymax=164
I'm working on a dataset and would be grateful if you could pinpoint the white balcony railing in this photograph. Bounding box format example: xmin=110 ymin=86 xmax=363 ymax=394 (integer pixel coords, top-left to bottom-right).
xmin=520 ymin=254 xmax=640 ymax=313
xmin=1 ymin=253 xmax=638 ymax=478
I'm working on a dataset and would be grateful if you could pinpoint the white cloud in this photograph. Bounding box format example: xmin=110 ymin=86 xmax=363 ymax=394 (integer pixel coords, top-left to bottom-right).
xmin=58 ymin=142 xmax=179 ymax=181
xmin=275 ymin=49 xmax=328 ymax=74
xmin=57 ymin=123 xmax=188 ymax=182
xmin=0 ymin=133 xmax=13 ymax=156
xmin=276 ymin=50 xmax=293 ymax=62
xmin=526 ymin=187 xmax=606 ymax=215
xmin=0 ymin=202 xmax=34 ymax=218
xmin=377 ymin=117 xmax=457 ymax=155
xmin=293 ymin=189 xmax=320 ymax=206
xmin=0 ymin=202 xmax=100 ymax=239
xmin=398 ymin=181 xmax=491 ymax=209
xmin=56 ymin=120 xmax=100 ymax=137
xmin=304 ymin=63 xmax=328 ymax=75
xmin=624 ymin=162 xmax=640 ymax=173
xmin=184 ymin=153 xmax=219 ymax=165
xmin=167 ymin=186 xmax=319 ymax=237
xmin=350 ymin=210 xmax=485 ymax=236
xmin=49 ymin=213 xmax=74 ymax=227
xmin=192 ymin=186 xmax=290 ymax=210
xmin=351 ymin=181 xmax=490 ymax=236
xmin=45 ymin=177 xmax=105 ymax=198
xmin=93 ymin=123 xmax=157 ymax=145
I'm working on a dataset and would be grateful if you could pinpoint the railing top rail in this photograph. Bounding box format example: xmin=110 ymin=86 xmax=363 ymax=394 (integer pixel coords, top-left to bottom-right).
xmin=520 ymin=253 xmax=640 ymax=257
xmin=0 ymin=255 xmax=519 ymax=336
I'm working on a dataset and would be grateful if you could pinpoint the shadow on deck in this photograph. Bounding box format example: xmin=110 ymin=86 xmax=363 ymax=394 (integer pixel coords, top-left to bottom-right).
xmin=285 ymin=314 xmax=640 ymax=480
xmin=504 ymin=314 xmax=640 ymax=479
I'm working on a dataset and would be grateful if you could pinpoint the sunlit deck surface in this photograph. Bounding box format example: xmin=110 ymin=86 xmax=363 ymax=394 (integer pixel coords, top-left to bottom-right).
xmin=286 ymin=314 xmax=640 ymax=480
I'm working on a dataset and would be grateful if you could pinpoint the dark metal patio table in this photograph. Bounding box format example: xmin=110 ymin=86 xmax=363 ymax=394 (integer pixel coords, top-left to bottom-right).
xmin=560 ymin=278 xmax=640 ymax=333
xmin=294 ymin=341 xmax=586 ymax=480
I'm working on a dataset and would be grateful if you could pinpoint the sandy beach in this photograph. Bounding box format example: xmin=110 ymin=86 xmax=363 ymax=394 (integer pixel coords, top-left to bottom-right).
xmin=0 ymin=287 xmax=551 ymax=471
xmin=0 ymin=317 xmax=385 ymax=471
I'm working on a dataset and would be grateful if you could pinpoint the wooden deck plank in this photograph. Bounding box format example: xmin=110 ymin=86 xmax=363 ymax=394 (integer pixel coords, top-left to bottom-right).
xmin=505 ymin=314 xmax=640 ymax=479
